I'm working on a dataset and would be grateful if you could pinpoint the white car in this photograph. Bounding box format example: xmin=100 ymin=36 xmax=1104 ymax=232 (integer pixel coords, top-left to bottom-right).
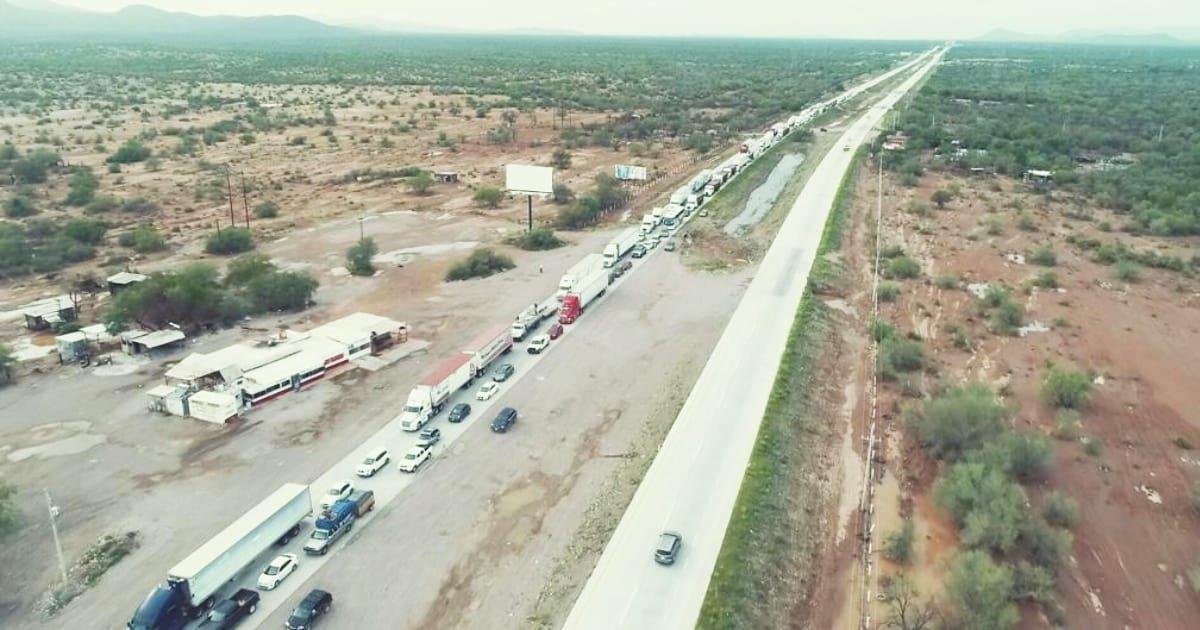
xmin=398 ymin=445 xmax=431 ymax=473
xmin=355 ymin=448 xmax=390 ymax=477
xmin=527 ymin=335 xmax=550 ymax=354
xmin=319 ymin=480 xmax=353 ymax=509
xmin=476 ymin=382 xmax=500 ymax=401
xmin=256 ymin=553 xmax=298 ymax=590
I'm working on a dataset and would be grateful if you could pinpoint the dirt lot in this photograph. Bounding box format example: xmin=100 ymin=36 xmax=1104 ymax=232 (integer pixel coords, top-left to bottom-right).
xmin=802 ymin=164 xmax=1200 ymax=628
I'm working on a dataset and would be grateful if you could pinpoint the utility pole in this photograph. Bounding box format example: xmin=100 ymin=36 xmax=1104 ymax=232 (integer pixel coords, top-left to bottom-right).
xmin=240 ymin=170 xmax=250 ymax=229
xmin=44 ymin=489 xmax=67 ymax=583
xmin=526 ymin=195 xmax=534 ymax=232
xmin=224 ymin=167 xmax=235 ymax=227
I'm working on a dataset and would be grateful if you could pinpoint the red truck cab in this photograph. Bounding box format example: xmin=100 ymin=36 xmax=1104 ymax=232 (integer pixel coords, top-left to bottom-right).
xmin=559 ymin=295 xmax=581 ymax=325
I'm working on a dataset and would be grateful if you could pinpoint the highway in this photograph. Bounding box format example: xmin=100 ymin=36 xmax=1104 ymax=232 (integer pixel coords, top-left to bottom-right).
xmin=562 ymin=47 xmax=946 ymax=630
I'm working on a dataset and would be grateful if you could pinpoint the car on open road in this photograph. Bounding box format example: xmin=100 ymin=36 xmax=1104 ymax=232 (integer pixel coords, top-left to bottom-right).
xmin=654 ymin=531 xmax=682 ymax=565
xmin=491 ymin=407 xmax=518 ymax=433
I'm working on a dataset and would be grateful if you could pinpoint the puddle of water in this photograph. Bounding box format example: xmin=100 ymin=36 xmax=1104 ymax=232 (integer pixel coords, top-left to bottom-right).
xmin=7 ymin=433 xmax=107 ymax=462
xmin=724 ymin=153 xmax=804 ymax=236
xmin=374 ymin=241 xmax=479 ymax=265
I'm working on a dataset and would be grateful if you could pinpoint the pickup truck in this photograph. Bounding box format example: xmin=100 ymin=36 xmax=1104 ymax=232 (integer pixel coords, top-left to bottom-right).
xmin=303 ymin=501 xmax=355 ymax=556
xmin=197 ymin=588 xmax=259 ymax=629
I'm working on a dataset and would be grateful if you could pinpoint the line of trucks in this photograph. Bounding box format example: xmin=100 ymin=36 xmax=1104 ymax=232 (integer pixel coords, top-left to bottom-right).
xmin=123 ymin=65 xmax=894 ymax=630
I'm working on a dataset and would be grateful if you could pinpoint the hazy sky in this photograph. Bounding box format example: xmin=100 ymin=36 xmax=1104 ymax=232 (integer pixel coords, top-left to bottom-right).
xmin=53 ymin=0 xmax=1200 ymax=39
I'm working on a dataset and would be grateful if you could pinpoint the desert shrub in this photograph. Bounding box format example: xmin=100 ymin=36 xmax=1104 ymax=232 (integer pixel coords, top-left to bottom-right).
xmin=909 ymin=383 xmax=1009 ymax=461
xmin=931 ymin=188 xmax=953 ymax=208
xmin=107 ymin=139 xmax=151 ymax=164
xmin=991 ymin=300 xmax=1026 ymax=336
xmin=408 ymin=170 xmax=433 ymax=195
xmin=1032 ymin=271 xmax=1059 ymax=289
xmin=882 ymin=520 xmax=915 ymax=564
xmin=935 ymin=274 xmax=960 ymax=289
xmin=552 ymin=182 xmax=575 ymax=205
xmin=971 ymin=432 xmax=1055 ymax=482
xmin=61 ymin=219 xmax=108 ymax=245
xmin=507 ymin=227 xmax=565 ymax=251
xmin=869 ymin=319 xmax=895 ymax=342
xmin=445 ymin=248 xmax=514 ymax=281
xmin=118 ymin=225 xmax=167 ymax=253
xmin=937 ymin=462 xmax=1026 ymax=553
xmin=1041 ymin=491 xmax=1079 ymax=529
xmin=1112 ymin=260 xmax=1141 ymax=282
xmin=223 ymin=254 xmax=276 ymax=287
xmin=346 ymin=238 xmax=378 ymax=276
xmin=1029 ymin=246 xmax=1057 ymax=266
xmin=253 ymin=201 xmax=280 ymax=218
xmin=85 ymin=195 xmax=120 ymax=214
xmin=943 ymin=551 xmax=1018 ymax=630
xmin=120 ymin=197 xmax=160 ymax=215
xmin=1018 ymin=517 xmax=1072 ymax=569
xmin=981 ymin=285 xmax=1011 ymax=308
xmin=65 ymin=168 xmax=98 ymax=206
xmin=1041 ymin=366 xmax=1093 ymax=410
xmin=5 ymin=192 xmax=37 ymax=218
xmin=204 ymin=228 xmax=254 ymax=255
xmin=880 ymin=243 xmax=905 ymax=259
xmin=878 ymin=336 xmax=924 ymax=379
xmin=886 ymin=255 xmax=922 ymax=279
xmin=877 ymin=281 xmax=900 ymax=302
xmin=473 ymin=186 xmax=503 ymax=208
xmin=243 ymin=270 xmax=317 ymax=312
xmin=1017 ymin=213 xmax=1038 ymax=231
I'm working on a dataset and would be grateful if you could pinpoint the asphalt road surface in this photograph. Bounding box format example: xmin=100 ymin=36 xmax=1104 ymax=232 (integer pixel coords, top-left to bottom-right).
xmin=562 ymin=47 xmax=946 ymax=630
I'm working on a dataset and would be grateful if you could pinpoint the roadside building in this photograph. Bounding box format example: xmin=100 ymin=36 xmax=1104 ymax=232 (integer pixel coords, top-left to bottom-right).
xmin=19 ymin=296 xmax=77 ymax=331
xmin=121 ymin=329 xmax=187 ymax=356
xmin=433 ymin=171 xmax=459 ymax=184
xmin=106 ymin=271 xmax=148 ymax=295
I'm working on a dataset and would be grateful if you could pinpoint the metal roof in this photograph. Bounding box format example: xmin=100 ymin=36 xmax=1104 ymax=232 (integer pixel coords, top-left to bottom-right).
xmin=241 ymin=337 xmax=345 ymax=392
xmin=127 ymin=329 xmax=186 ymax=350
xmin=107 ymin=271 xmax=148 ymax=285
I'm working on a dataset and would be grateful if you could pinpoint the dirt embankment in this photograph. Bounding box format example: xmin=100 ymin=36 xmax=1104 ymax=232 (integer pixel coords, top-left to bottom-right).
xmin=805 ymin=166 xmax=1200 ymax=628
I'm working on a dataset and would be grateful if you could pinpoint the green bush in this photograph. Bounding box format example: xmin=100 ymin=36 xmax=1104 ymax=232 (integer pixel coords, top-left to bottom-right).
xmin=1041 ymin=366 xmax=1093 ymax=410
xmin=877 ymin=281 xmax=900 ymax=302
xmin=886 ymin=255 xmax=922 ymax=279
xmin=5 ymin=193 xmax=37 ymax=218
xmin=937 ymin=462 xmax=1026 ymax=553
xmin=1032 ymin=271 xmax=1059 ymax=289
xmin=253 ymin=201 xmax=280 ymax=218
xmin=880 ymin=243 xmax=905 ymax=258
xmin=878 ymin=336 xmax=924 ymax=379
xmin=869 ymin=318 xmax=895 ymax=342
xmin=1112 ymin=260 xmax=1141 ymax=282
xmin=223 ymin=253 xmax=276 ymax=286
xmin=971 ymin=432 xmax=1055 ymax=482
xmin=909 ymin=383 xmax=1009 ymax=461
xmin=473 ymin=186 xmax=503 ymax=208
xmin=107 ymin=139 xmax=151 ymax=164
xmin=118 ymin=225 xmax=167 ymax=253
xmin=62 ymin=219 xmax=109 ymax=245
xmin=507 ymin=227 xmax=565 ymax=251
xmin=120 ymin=197 xmax=160 ymax=215
xmin=12 ymin=148 xmax=60 ymax=183
xmin=882 ymin=520 xmax=915 ymax=564
xmin=85 ymin=195 xmax=121 ymax=214
xmin=445 ymin=248 xmax=515 ymax=281
xmin=990 ymin=300 xmax=1026 ymax=336
xmin=1053 ymin=409 xmax=1081 ymax=440
xmin=65 ymin=168 xmax=99 ymax=206
xmin=346 ymin=238 xmax=378 ymax=276
xmin=408 ymin=170 xmax=433 ymax=195
xmin=204 ymin=228 xmax=255 ymax=255
xmin=935 ymin=274 xmax=961 ymax=289
xmin=1029 ymin=246 xmax=1057 ymax=266
xmin=244 ymin=270 xmax=318 ymax=312
xmin=943 ymin=550 xmax=1018 ymax=630
xmin=1041 ymin=491 xmax=1079 ymax=529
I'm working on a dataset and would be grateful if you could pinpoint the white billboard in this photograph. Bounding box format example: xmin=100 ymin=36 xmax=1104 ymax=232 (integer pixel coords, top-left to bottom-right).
xmin=614 ymin=165 xmax=648 ymax=181
xmin=505 ymin=164 xmax=554 ymax=195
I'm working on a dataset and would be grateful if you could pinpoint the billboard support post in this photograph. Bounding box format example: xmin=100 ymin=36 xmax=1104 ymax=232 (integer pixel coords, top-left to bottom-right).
xmin=527 ymin=195 xmax=533 ymax=232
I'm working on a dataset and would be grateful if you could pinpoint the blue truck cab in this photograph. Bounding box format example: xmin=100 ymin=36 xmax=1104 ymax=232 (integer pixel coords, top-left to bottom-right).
xmin=128 ymin=582 xmax=190 ymax=630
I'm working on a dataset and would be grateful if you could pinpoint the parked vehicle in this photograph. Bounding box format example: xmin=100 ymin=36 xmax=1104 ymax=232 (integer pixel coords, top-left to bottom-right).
xmin=602 ymin=227 xmax=641 ymax=268
xmin=398 ymin=445 xmax=431 ymax=472
xmin=558 ymin=262 xmax=608 ymax=325
xmin=512 ymin=299 xmax=558 ymax=341
xmin=688 ymin=170 xmax=712 ymax=194
xmin=285 ymin=589 xmax=332 ymax=630
xmin=448 ymin=402 xmax=471 ymax=423
xmin=654 ymin=531 xmax=683 ymax=565
xmin=196 ymin=589 xmax=258 ymax=629
xmin=492 ymin=363 xmax=515 ymax=382
xmin=476 ymin=382 xmax=500 ymax=401
xmin=128 ymin=484 xmax=312 ymax=629
xmin=547 ymin=323 xmax=564 ymax=340
xmin=398 ymin=353 xmax=473 ymax=432
xmin=668 ymin=185 xmax=690 ymax=207
xmin=256 ymin=554 xmax=298 ymax=590
xmin=557 ymin=253 xmax=606 ymax=300
xmin=491 ymin=407 xmax=518 ymax=433
xmin=318 ymin=481 xmax=353 ymax=510
xmin=641 ymin=213 xmax=660 ymax=234
xmin=417 ymin=427 xmax=441 ymax=448
xmin=660 ymin=204 xmax=686 ymax=229
xmin=630 ymin=244 xmax=648 ymax=259
xmin=664 ymin=239 xmax=677 ymax=252
xmin=685 ymin=194 xmax=700 ymax=212
xmin=348 ymin=490 xmax=375 ymax=517
xmin=354 ymin=448 xmax=389 ymax=478
xmin=304 ymin=501 xmax=355 ymax=556
xmin=527 ymin=335 xmax=550 ymax=354
xmin=460 ymin=324 xmax=513 ymax=375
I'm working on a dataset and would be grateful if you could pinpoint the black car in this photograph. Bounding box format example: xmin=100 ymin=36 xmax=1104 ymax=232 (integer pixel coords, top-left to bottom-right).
xmin=197 ymin=588 xmax=258 ymax=629
xmin=490 ymin=407 xmax=518 ymax=433
xmin=417 ymin=427 xmax=441 ymax=448
xmin=654 ymin=531 xmax=682 ymax=566
xmin=448 ymin=403 xmax=471 ymax=423
xmin=492 ymin=363 xmax=515 ymax=382
xmin=285 ymin=589 xmax=332 ymax=630
xmin=630 ymin=244 xmax=648 ymax=258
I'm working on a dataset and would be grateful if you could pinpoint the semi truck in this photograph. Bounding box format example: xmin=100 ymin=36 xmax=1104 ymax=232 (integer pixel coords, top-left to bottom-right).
xmin=558 ymin=265 xmax=609 ymax=325
xmin=641 ymin=213 xmax=660 ymax=234
xmin=688 ymin=170 xmax=712 ymax=194
xmin=462 ymin=324 xmax=513 ymax=371
xmin=602 ymin=228 xmax=641 ymax=267
xmin=398 ymin=353 xmax=473 ymax=431
xmin=511 ymin=300 xmax=557 ymax=341
xmin=669 ymin=186 xmax=690 ymax=207
xmin=661 ymin=204 xmax=686 ymax=229
xmin=557 ymin=253 xmax=605 ymax=299
xmin=128 ymin=484 xmax=312 ymax=630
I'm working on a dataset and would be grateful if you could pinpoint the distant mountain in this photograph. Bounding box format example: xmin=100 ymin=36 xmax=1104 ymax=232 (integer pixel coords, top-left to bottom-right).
xmin=0 ymin=1 xmax=356 ymax=41
xmin=976 ymin=27 xmax=1197 ymax=47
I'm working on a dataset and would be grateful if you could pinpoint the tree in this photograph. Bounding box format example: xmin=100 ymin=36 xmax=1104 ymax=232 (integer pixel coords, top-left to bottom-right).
xmin=0 ymin=482 xmax=20 ymax=540
xmin=445 ymin=248 xmax=515 ymax=281
xmin=883 ymin=520 xmax=916 ymax=564
xmin=473 ymin=186 xmax=503 ymax=208
xmin=5 ymin=192 xmax=37 ymax=218
xmin=1041 ymin=491 xmax=1079 ymax=529
xmin=936 ymin=462 xmax=1027 ymax=554
xmin=118 ymin=224 xmax=167 ymax=253
xmin=224 ymin=253 xmax=276 ymax=286
xmin=205 ymin=228 xmax=255 ymax=255
xmin=244 ymin=270 xmax=317 ymax=312
xmin=551 ymin=148 xmax=572 ymax=170
xmin=882 ymin=575 xmax=936 ymax=630
xmin=943 ymin=551 xmax=1018 ymax=630
xmin=1041 ymin=366 xmax=1093 ymax=410
xmin=408 ymin=170 xmax=433 ymax=195
xmin=931 ymin=188 xmax=953 ymax=208
xmin=552 ymin=182 xmax=575 ymax=205
xmin=970 ymin=431 xmax=1055 ymax=482
xmin=346 ymin=238 xmax=378 ymax=277
xmin=62 ymin=218 xmax=109 ymax=245
xmin=0 ymin=343 xmax=15 ymax=385
xmin=65 ymin=168 xmax=99 ymax=206
xmin=908 ymin=383 xmax=1009 ymax=461
xmin=12 ymin=149 xmax=60 ymax=184
xmin=886 ymin=256 xmax=922 ymax=279
xmin=108 ymin=139 xmax=152 ymax=164
xmin=507 ymin=227 xmax=565 ymax=251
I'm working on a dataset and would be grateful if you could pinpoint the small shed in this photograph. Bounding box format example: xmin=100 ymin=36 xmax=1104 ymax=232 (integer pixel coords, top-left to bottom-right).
xmin=122 ymin=329 xmax=186 ymax=356
xmin=55 ymin=331 xmax=90 ymax=363
xmin=1024 ymin=169 xmax=1054 ymax=183
xmin=147 ymin=384 xmax=189 ymax=417
xmin=107 ymin=272 xmax=148 ymax=295
xmin=433 ymin=171 xmax=459 ymax=184
xmin=187 ymin=390 xmax=240 ymax=424
xmin=20 ymin=296 xmax=77 ymax=331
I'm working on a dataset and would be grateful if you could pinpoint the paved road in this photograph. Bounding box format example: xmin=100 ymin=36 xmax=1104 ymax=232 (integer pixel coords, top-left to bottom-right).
xmin=562 ymin=47 xmax=946 ymax=630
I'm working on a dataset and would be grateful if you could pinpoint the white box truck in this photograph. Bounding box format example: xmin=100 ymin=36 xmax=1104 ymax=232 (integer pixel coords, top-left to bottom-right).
xmin=557 ymin=253 xmax=605 ymax=300
xmin=641 ymin=213 xmax=659 ymax=235
xmin=602 ymin=228 xmax=641 ymax=267
xmin=128 ymin=484 xmax=312 ymax=629
xmin=462 ymin=324 xmax=513 ymax=371
xmin=669 ymin=186 xmax=690 ymax=207
xmin=398 ymin=353 xmax=473 ymax=431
